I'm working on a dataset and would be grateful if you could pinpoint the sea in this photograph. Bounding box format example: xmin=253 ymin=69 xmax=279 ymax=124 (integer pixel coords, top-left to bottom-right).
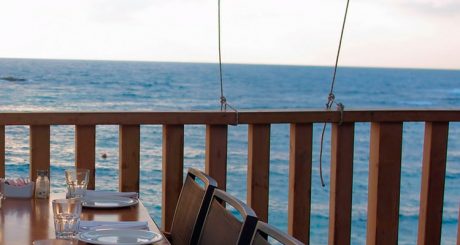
xmin=0 ymin=58 xmax=459 ymax=244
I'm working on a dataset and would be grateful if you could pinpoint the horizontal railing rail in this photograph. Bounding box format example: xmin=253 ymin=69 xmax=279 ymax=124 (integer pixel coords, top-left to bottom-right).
xmin=0 ymin=109 xmax=458 ymax=125
xmin=0 ymin=109 xmax=459 ymax=245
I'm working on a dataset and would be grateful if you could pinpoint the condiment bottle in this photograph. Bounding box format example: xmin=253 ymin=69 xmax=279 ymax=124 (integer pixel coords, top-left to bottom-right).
xmin=35 ymin=170 xmax=50 ymax=198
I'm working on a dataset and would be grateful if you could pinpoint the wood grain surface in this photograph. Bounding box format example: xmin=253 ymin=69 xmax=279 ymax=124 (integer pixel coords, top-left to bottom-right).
xmin=0 ymin=193 xmax=170 ymax=245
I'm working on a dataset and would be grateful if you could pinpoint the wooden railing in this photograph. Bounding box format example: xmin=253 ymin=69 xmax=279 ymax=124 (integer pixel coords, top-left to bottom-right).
xmin=0 ymin=109 xmax=459 ymax=245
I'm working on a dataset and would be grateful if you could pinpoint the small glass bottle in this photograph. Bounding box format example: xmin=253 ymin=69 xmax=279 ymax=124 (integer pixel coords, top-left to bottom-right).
xmin=35 ymin=170 xmax=50 ymax=199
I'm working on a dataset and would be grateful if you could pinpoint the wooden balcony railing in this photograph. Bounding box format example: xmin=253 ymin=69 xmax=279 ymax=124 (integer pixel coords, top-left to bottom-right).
xmin=0 ymin=109 xmax=459 ymax=245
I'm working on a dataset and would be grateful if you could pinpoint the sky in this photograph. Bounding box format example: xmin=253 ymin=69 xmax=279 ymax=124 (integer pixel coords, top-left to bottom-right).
xmin=0 ymin=0 xmax=459 ymax=69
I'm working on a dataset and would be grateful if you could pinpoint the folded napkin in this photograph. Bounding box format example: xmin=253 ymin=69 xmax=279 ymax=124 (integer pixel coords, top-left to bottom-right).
xmin=79 ymin=221 xmax=149 ymax=232
xmin=85 ymin=190 xmax=138 ymax=199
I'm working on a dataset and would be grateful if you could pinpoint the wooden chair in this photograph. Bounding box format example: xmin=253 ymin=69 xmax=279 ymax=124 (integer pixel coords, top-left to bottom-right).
xmin=168 ymin=168 xmax=218 ymax=245
xmin=251 ymin=221 xmax=304 ymax=245
xmin=197 ymin=189 xmax=258 ymax=245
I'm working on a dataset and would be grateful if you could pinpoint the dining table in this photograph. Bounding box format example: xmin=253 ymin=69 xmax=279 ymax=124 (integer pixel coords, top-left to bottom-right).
xmin=0 ymin=193 xmax=170 ymax=245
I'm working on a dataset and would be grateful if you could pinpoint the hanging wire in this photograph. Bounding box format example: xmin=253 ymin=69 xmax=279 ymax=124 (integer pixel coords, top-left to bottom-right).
xmin=217 ymin=0 xmax=239 ymax=125
xmin=218 ymin=0 xmax=226 ymax=111
xmin=319 ymin=0 xmax=350 ymax=187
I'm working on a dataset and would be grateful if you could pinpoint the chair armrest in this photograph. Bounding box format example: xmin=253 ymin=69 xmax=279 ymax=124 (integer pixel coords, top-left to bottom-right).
xmin=161 ymin=231 xmax=172 ymax=241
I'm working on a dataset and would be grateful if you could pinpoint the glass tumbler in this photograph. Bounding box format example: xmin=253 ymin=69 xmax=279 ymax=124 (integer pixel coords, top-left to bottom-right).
xmin=52 ymin=198 xmax=82 ymax=239
xmin=65 ymin=169 xmax=90 ymax=198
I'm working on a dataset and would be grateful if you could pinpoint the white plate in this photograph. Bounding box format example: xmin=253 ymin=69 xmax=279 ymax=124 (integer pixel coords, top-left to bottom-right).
xmin=77 ymin=229 xmax=162 ymax=245
xmin=82 ymin=196 xmax=138 ymax=208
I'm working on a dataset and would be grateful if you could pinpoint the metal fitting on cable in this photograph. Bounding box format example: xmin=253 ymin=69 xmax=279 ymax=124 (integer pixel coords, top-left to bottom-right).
xmin=326 ymin=93 xmax=335 ymax=109
xmin=328 ymin=93 xmax=335 ymax=102
xmin=220 ymin=96 xmax=227 ymax=111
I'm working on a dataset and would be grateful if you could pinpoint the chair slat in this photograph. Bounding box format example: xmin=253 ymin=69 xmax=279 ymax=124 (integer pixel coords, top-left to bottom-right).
xmin=170 ymin=169 xmax=217 ymax=245
xmin=248 ymin=124 xmax=271 ymax=222
xmin=0 ymin=125 xmax=4 ymax=178
xmin=366 ymin=122 xmax=403 ymax=245
xmin=417 ymin=122 xmax=449 ymax=245
xmin=199 ymin=189 xmax=258 ymax=245
xmin=205 ymin=124 xmax=228 ymax=190
xmin=162 ymin=124 xmax=184 ymax=232
xmin=329 ymin=122 xmax=355 ymax=245
xmin=288 ymin=123 xmax=312 ymax=244
xmin=119 ymin=125 xmax=140 ymax=192
xmin=30 ymin=125 xmax=50 ymax=181
xmin=75 ymin=125 xmax=96 ymax=190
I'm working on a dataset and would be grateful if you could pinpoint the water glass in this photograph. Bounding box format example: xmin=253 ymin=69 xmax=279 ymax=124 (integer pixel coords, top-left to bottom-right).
xmin=52 ymin=198 xmax=82 ymax=239
xmin=65 ymin=169 xmax=90 ymax=198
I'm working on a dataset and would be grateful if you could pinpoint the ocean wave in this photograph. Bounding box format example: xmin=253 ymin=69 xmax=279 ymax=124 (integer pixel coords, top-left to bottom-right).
xmin=1 ymin=60 xmax=459 ymax=243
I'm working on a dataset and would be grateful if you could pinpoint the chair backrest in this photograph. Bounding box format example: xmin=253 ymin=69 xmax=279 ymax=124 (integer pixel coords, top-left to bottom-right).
xmin=197 ymin=189 xmax=258 ymax=245
xmin=251 ymin=221 xmax=304 ymax=245
xmin=169 ymin=168 xmax=218 ymax=245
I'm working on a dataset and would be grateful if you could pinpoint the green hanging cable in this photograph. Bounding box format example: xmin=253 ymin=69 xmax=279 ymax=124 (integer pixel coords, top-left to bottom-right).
xmin=217 ymin=0 xmax=239 ymax=125
xmin=319 ymin=0 xmax=350 ymax=187
xmin=218 ymin=0 xmax=226 ymax=111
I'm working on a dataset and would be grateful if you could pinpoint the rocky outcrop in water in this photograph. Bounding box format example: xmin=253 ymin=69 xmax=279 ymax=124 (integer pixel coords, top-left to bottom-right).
xmin=1 ymin=76 xmax=26 ymax=82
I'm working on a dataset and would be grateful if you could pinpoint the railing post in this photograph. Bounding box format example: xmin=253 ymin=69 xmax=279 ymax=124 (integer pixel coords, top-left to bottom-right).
xmin=30 ymin=125 xmax=50 ymax=182
xmin=457 ymin=206 xmax=460 ymax=245
xmin=205 ymin=125 xmax=228 ymax=190
xmin=288 ymin=123 xmax=312 ymax=244
xmin=417 ymin=122 xmax=449 ymax=245
xmin=162 ymin=124 xmax=184 ymax=232
xmin=247 ymin=124 xmax=270 ymax=222
xmin=75 ymin=125 xmax=96 ymax=190
xmin=0 ymin=125 xmax=4 ymax=178
xmin=329 ymin=122 xmax=355 ymax=245
xmin=366 ymin=122 xmax=403 ymax=245
xmin=119 ymin=125 xmax=140 ymax=192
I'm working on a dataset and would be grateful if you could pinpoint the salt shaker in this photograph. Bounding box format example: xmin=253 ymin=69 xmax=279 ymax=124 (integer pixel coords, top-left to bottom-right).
xmin=35 ymin=170 xmax=50 ymax=198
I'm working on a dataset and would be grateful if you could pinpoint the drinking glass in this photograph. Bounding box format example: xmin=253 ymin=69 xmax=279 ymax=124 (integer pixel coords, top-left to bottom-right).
xmin=52 ymin=198 xmax=82 ymax=239
xmin=65 ymin=169 xmax=90 ymax=198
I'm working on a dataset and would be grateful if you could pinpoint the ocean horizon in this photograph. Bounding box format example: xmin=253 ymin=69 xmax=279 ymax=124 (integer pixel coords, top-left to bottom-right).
xmin=0 ymin=58 xmax=459 ymax=244
xmin=2 ymin=57 xmax=459 ymax=72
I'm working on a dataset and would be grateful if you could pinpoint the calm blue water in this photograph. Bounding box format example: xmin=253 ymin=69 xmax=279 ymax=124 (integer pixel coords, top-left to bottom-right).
xmin=1 ymin=58 xmax=459 ymax=244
